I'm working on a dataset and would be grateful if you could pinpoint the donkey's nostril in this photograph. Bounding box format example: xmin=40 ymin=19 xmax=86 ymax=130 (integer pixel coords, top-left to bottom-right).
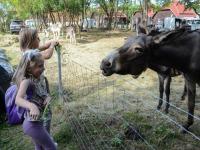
xmin=105 ymin=61 xmax=112 ymax=68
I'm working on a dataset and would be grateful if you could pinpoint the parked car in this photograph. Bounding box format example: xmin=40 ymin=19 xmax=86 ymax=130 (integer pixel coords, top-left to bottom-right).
xmin=163 ymin=17 xmax=182 ymax=30
xmin=25 ymin=19 xmax=37 ymax=29
xmin=82 ymin=18 xmax=96 ymax=30
xmin=10 ymin=20 xmax=25 ymax=34
xmin=186 ymin=19 xmax=200 ymax=30
xmin=162 ymin=17 xmax=193 ymax=31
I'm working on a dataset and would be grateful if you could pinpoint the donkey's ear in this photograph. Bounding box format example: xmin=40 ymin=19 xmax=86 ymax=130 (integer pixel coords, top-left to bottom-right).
xmin=152 ymin=31 xmax=172 ymax=43
xmin=138 ymin=25 xmax=147 ymax=34
xmin=148 ymin=29 xmax=160 ymax=36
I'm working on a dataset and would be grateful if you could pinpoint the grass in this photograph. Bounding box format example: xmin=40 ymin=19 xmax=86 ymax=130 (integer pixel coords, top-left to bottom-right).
xmin=0 ymin=123 xmax=33 ymax=149
xmin=54 ymin=123 xmax=77 ymax=150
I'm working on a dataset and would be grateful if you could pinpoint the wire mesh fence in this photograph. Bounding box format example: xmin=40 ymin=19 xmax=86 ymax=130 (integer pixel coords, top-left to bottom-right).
xmin=57 ymin=57 xmax=200 ymax=149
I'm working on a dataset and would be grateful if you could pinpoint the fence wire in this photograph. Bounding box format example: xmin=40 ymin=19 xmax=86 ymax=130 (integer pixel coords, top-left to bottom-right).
xmin=60 ymin=59 xmax=200 ymax=149
xmin=1 ymin=56 xmax=200 ymax=150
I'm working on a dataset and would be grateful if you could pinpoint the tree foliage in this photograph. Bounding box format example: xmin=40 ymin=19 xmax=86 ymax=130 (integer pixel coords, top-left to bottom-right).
xmin=94 ymin=0 xmax=117 ymax=29
xmin=0 ymin=0 xmax=199 ymax=32
xmin=180 ymin=0 xmax=200 ymax=16
xmin=120 ymin=0 xmax=140 ymax=18
xmin=152 ymin=0 xmax=172 ymax=11
xmin=0 ymin=1 xmax=16 ymax=32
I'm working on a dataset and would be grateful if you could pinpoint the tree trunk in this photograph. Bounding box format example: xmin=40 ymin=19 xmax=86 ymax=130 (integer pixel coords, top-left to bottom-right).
xmin=49 ymin=12 xmax=56 ymax=24
xmin=143 ymin=0 xmax=148 ymax=27
xmin=81 ymin=10 xmax=84 ymax=30
xmin=57 ymin=12 xmax=61 ymax=23
xmin=114 ymin=0 xmax=118 ymax=29
xmin=107 ymin=15 xmax=112 ymax=30
xmin=41 ymin=12 xmax=48 ymax=28
xmin=75 ymin=18 xmax=81 ymax=38
xmin=107 ymin=10 xmax=114 ymax=30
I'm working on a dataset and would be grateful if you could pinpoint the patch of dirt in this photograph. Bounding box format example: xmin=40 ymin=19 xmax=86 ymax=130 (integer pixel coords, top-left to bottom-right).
xmin=60 ymin=36 xmax=128 ymax=72
xmin=0 ymin=34 xmax=19 ymax=47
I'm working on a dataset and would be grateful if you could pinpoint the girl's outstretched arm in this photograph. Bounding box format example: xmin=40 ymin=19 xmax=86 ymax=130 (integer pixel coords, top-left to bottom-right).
xmin=39 ymin=40 xmax=58 ymax=59
xmin=16 ymin=79 xmax=40 ymax=120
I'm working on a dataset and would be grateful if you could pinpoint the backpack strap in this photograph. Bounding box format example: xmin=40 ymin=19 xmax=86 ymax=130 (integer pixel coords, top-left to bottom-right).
xmin=44 ymin=76 xmax=50 ymax=94
xmin=26 ymin=80 xmax=34 ymax=100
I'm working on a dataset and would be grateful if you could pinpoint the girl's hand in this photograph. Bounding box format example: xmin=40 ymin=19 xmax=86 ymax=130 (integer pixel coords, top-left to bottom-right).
xmin=50 ymin=40 xmax=59 ymax=47
xmin=43 ymin=96 xmax=51 ymax=105
xmin=29 ymin=103 xmax=40 ymax=120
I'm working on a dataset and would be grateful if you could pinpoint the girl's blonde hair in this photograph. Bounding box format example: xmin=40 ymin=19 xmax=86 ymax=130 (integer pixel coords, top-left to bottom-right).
xmin=12 ymin=51 xmax=43 ymax=87
xmin=19 ymin=28 xmax=38 ymax=51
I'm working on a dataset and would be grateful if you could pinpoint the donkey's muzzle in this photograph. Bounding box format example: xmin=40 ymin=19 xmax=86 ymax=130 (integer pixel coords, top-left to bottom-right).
xmin=100 ymin=59 xmax=114 ymax=76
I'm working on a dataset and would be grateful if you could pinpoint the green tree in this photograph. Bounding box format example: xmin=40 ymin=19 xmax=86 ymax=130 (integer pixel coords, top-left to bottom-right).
xmin=0 ymin=1 xmax=16 ymax=32
xmin=95 ymin=0 xmax=117 ymax=30
xmin=0 ymin=5 xmax=8 ymax=32
xmin=180 ymin=0 xmax=200 ymax=16
xmin=140 ymin=0 xmax=172 ymax=27
xmin=119 ymin=0 xmax=140 ymax=29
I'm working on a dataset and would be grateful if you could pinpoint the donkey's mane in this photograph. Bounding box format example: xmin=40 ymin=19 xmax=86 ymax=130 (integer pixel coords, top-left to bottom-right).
xmin=157 ymin=28 xmax=196 ymax=45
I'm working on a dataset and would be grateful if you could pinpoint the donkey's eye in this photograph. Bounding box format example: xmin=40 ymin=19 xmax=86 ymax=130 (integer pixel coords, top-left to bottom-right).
xmin=135 ymin=47 xmax=143 ymax=53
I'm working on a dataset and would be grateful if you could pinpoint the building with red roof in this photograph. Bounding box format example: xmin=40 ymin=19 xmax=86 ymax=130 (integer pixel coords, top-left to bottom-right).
xmin=153 ymin=0 xmax=199 ymax=24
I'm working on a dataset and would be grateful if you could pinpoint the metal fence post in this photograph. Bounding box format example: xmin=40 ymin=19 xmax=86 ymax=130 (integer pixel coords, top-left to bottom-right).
xmin=55 ymin=44 xmax=63 ymax=101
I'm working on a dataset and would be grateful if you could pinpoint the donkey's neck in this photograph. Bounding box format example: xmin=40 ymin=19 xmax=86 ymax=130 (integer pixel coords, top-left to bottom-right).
xmin=149 ymin=44 xmax=189 ymax=73
xmin=149 ymin=30 xmax=200 ymax=74
xmin=148 ymin=63 xmax=169 ymax=75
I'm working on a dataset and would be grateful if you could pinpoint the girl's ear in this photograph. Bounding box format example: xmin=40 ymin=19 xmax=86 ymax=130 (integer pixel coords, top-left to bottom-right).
xmin=30 ymin=54 xmax=35 ymax=61
xmin=26 ymin=66 xmax=32 ymax=75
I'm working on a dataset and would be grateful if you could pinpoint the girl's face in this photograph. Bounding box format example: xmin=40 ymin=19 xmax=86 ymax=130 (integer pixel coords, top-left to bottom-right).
xmin=31 ymin=59 xmax=45 ymax=78
xmin=32 ymin=33 xmax=40 ymax=49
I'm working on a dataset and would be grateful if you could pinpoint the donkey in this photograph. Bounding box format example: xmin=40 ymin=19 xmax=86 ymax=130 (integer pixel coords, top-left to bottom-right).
xmin=43 ymin=27 xmax=50 ymax=38
xmin=126 ymin=30 xmax=186 ymax=113
xmin=101 ymin=28 xmax=200 ymax=131
xmin=66 ymin=26 xmax=76 ymax=44
xmin=136 ymin=29 xmax=187 ymax=113
xmin=45 ymin=22 xmax=62 ymax=40
xmin=148 ymin=64 xmax=186 ymax=113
